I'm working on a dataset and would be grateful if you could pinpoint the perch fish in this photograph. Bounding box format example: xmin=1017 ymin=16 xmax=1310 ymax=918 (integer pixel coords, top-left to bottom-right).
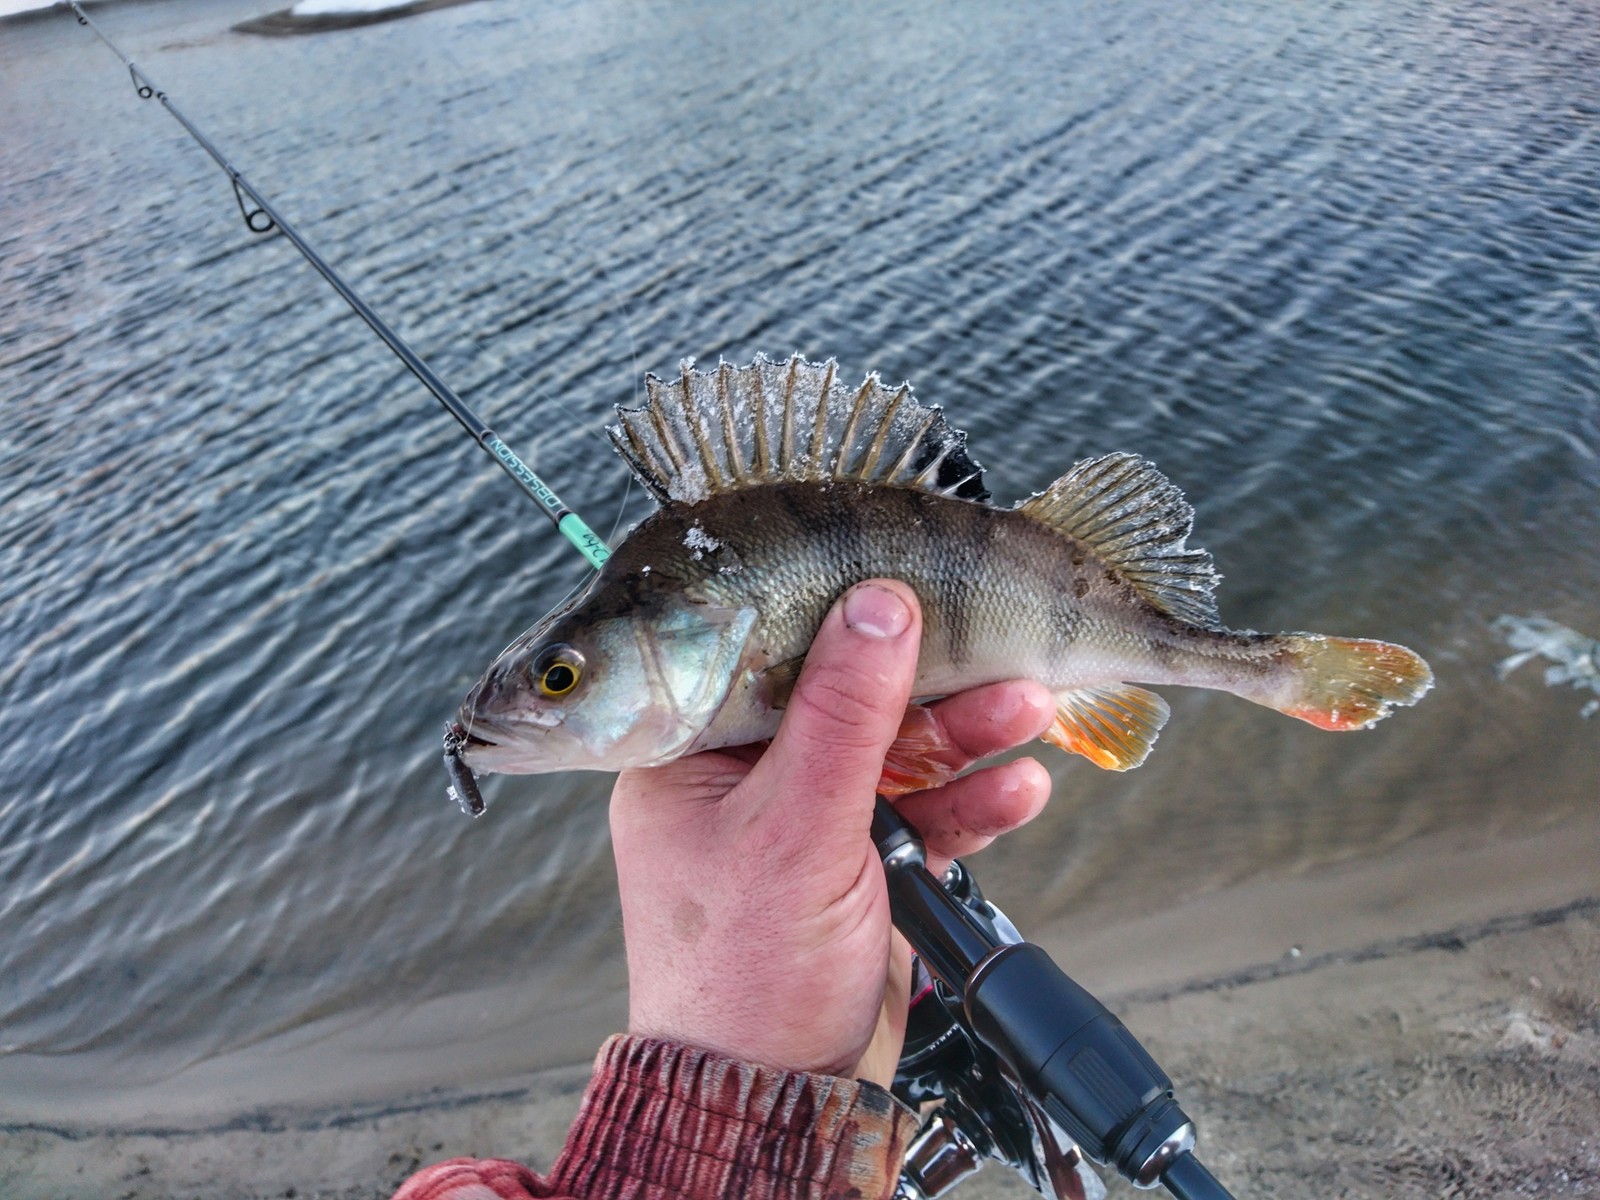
xmin=457 ymin=357 xmax=1433 ymax=790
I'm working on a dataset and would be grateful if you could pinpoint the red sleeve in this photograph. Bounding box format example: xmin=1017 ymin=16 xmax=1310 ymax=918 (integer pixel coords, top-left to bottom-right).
xmin=391 ymin=1034 xmax=920 ymax=1200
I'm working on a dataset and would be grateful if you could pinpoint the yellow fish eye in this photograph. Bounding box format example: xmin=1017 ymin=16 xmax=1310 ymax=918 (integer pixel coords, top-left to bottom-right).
xmin=534 ymin=645 xmax=584 ymax=698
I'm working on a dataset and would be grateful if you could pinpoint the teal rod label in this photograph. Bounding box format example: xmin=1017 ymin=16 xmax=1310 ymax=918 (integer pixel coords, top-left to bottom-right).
xmin=487 ymin=436 xmax=610 ymax=569
xmin=558 ymin=513 xmax=613 ymax=569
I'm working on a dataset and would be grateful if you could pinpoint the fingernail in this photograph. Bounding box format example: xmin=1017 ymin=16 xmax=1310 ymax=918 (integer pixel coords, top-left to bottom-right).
xmin=844 ymin=584 xmax=911 ymax=638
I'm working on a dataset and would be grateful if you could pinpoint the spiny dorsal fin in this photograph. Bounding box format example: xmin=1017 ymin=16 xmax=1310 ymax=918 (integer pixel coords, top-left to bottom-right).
xmin=1018 ymin=452 xmax=1222 ymax=627
xmin=607 ymin=355 xmax=988 ymax=506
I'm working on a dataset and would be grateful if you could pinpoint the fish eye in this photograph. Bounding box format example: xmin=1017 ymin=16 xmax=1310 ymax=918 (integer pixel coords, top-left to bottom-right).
xmin=533 ymin=644 xmax=584 ymax=699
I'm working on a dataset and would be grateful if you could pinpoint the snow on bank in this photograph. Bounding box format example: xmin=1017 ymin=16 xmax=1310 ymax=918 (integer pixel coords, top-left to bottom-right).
xmin=234 ymin=0 xmax=479 ymax=36
xmin=0 ymin=0 xmax=56 ymax=19
xmin=0 ymin=0 xmax=482 ymax=31
xmin=289 ymin=0 xmax=414 ymax=13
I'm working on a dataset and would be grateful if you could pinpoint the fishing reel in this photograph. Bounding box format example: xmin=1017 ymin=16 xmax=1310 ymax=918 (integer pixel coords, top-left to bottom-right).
xmin=875 ymin=800 xmax=1235 ymax=1200
xmin=892 ymin=861 xmax=1105 ymax=1200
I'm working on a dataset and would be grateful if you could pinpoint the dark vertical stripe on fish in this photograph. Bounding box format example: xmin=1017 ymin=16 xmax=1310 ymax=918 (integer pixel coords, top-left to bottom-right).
xmin=1046 ymin=528 xmax=1087 ymax=656
xmin=829 ymin=483 xmax=870 ymax=585
xmin=925 ymin=493 xmax=975 ymax=666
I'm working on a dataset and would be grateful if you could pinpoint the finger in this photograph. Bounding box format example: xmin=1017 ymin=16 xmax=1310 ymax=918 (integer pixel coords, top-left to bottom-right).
xmin=747 ymin=581 xmax=922 ymax=826
xmin=893 ymin=756 xmax=1051 ymax=873
xmin=923 ymin=679 xmax=1055 ymax=762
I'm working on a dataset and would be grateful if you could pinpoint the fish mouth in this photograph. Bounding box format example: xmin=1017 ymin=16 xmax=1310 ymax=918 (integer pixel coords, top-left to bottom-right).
xmin=453 ymin=720 xmax=507 ymax=767
xmin=452 ymin=714 xmax=568 ymax=775
xmin=455 ymin=726 xmax=495 ymax=752
xmin=445 ymin=719 xmax=496 ymax=765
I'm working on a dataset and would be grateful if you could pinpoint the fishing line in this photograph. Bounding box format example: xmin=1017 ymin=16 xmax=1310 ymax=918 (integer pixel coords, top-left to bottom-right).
xmin=457 ymin=234 xmax=652 ymax=547
xmin=397 ymin=20 xmax=648 ymax=544
xmin=461 ymin=331 xmax=640 ymax=549
xmin=64 ymin=0 xmax=611 ymax=574
xmin=586 ymin=254 xmax=646 ymax=544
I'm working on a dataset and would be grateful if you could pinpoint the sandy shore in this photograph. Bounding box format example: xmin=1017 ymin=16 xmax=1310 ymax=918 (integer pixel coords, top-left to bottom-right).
xmin=5 ymin=811 xmax=1598 ymax=1200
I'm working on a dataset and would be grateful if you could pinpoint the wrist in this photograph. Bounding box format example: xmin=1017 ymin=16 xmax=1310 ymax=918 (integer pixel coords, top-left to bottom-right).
xmin=626 ymin=994 xmax=879 ymax=1080
xmin=549 ymin=1035 xmax=917 ymax=1199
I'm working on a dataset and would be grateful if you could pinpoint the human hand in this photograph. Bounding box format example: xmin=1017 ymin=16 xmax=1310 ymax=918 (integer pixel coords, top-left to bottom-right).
xmin=609 ymin=580 xmax=1054 ymax=1084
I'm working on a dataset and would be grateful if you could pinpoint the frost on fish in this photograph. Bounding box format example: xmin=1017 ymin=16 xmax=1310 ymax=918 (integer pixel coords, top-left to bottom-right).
xmin=684 ymin=524 xmax=721 ymax=559
xmin=1494 ymin=614 xmax=1600 ymax=718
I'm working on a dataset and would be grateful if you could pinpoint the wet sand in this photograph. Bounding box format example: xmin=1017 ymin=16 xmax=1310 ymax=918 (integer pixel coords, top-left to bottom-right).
xmin=7 ymin=808 xmax=1596 ymax=1200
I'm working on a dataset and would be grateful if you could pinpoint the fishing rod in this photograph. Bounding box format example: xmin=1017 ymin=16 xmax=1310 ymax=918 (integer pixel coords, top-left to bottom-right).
xmin=63 ymin=0 xmax=611 ymax=577
xmin=71 ymin=10 xmax=1236 ymax=1197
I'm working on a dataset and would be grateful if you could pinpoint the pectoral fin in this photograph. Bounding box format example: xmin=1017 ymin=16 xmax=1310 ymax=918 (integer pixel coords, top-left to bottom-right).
xmin=756 ymin=670 xmax=966 ymax=795
xmin=1042 ymin=684 xmax=1170 ymax=771
xmin=878 ymin=705 xmax=966 ymax=796
xmin=759 ymin=654 xmax=807 ymax=709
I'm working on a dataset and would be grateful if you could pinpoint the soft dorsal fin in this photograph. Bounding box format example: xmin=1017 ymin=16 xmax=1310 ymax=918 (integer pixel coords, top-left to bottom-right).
xmin=607 ymin=355 xmax=989 ymax=506
xmin=1018 ymin=452 xmax=1222 ymax=627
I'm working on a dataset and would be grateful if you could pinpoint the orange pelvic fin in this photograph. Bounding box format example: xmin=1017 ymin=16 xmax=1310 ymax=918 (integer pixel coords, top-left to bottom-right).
xmin=877 ymin=705 xmax=965 ymax=796
xmin=1041 ymin=684 xmax=1170 ymax=771
xmin=1274 ymin=635 xmax=1433 ymax=730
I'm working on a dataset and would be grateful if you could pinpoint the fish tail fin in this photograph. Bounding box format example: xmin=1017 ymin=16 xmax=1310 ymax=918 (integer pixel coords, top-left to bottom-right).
xmin=1269 ymin=635 xmax=1433 ymax=730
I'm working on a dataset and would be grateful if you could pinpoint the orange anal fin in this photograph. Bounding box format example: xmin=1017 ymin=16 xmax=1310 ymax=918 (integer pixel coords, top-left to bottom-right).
xmin=876 ymin=705 xmax=965 ymax=797
xmin=1041 ymin=684 xmax=1170 ymax=772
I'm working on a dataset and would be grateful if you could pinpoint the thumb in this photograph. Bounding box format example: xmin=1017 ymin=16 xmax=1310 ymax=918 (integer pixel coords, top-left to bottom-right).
xmin=748 ymin=580 xmax=922 ymax=824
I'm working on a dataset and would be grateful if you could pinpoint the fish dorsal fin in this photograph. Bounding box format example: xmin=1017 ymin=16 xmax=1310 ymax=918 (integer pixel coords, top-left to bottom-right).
xmin=1018 ymin=452 xmax=1222 ymax=627
xmin=607 ymin=355 xmax=989 ymax=506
